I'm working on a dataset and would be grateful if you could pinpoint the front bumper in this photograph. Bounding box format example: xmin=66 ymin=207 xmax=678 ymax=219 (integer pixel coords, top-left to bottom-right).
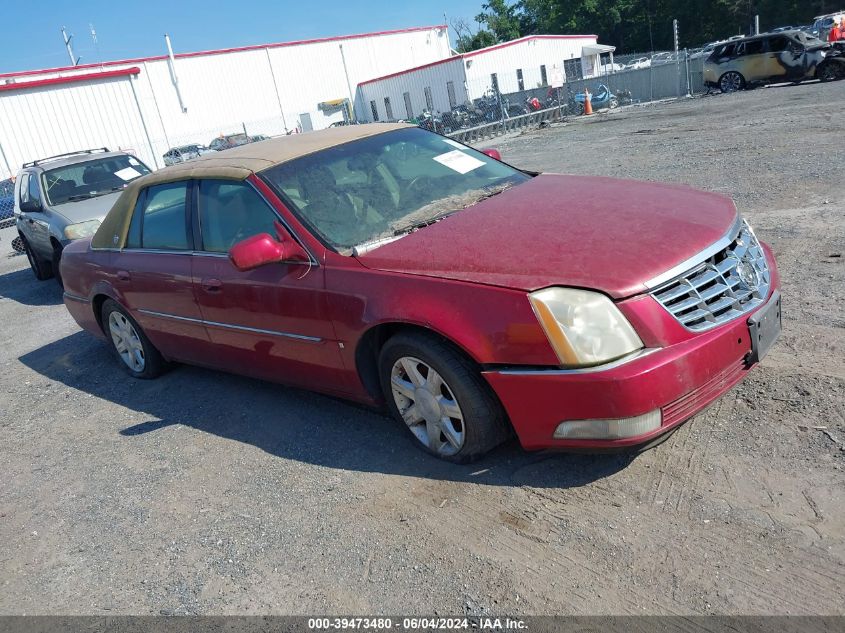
xmin=484 ymin=283 xmax=781 ymax=452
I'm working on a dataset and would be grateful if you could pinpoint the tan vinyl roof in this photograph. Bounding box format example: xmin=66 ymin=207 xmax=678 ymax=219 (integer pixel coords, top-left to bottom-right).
xmin=92 ymin=122 xmax=412 ymax=249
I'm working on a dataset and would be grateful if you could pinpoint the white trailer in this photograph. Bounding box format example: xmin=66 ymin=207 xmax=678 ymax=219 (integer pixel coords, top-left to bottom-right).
xmin=0 ymin=25 xmax=451 ymax=175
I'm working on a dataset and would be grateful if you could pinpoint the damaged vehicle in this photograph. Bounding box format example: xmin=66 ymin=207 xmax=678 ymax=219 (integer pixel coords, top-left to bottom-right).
xmin=704 ymin=31 xmax=839 ymax=91
xmin=60 ymin=124 xmax=781 ymax=463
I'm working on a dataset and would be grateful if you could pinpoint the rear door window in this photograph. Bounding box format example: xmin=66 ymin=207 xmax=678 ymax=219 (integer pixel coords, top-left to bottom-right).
xmin=138 ymin=182 xmax=190 ymax=250
xmin=738 ymin=40 xmax=764 ymax=56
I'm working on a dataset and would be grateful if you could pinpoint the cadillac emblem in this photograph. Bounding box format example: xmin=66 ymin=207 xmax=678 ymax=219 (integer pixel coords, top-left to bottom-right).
xmin=737 ymin=258 xmax=759 ymax=288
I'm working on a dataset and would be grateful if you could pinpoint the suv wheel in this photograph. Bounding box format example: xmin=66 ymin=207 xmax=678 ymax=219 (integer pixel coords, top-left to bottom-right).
xmin=52 ymin=243 xmax=64 ymax=288
xmin=379 ymin=331 xmax=511 ymax=463
xmin=21 ymin=236 xmax=54 ymax=281
xmin=719 ymin=71 xmax=745 ymax=93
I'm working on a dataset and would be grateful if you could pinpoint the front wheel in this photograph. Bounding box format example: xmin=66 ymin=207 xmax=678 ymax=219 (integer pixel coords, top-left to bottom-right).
xmin=608 ymin=97 xmax=619 ymax=109
xmin=719 ymin=71 xmax=745 ymax=93
xmin=101 ymin=299 xmax=166 ymax=379
xmin=22 ymin=236 xmax=54 ymax=281
xmin=379 ymin=331 xmax=510 ymax=463
xmin=818 ymin=63 xmax=842 ymax=82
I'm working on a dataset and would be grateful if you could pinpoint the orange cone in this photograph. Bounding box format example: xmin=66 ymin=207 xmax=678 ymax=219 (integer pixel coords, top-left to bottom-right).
xmin=584 ymin=89 xmax=593 ymax=115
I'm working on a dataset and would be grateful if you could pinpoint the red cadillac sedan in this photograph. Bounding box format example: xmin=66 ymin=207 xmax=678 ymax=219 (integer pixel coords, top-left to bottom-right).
xmin=60 ymin=123 xmax=781 ymax=462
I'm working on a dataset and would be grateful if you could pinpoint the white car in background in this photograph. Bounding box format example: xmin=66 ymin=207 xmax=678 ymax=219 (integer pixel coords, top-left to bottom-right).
xmin=162 ymin=144 xmax=213 ymax=166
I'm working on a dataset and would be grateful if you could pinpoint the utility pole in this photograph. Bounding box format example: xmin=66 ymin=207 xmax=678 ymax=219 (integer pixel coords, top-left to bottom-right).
xmin=673 ymin=19 xmax=681 ymax=98
xmin=754 ymin=15 xmax=760 ymax=35
xmin=61 ymin=27 xmax=80 ymax=66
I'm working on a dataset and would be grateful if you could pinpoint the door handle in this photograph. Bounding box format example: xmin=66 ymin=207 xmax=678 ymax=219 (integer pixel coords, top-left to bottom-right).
xmin=116 ymin=270 xmax=131 ymax=281
xmin=201 ymin=278 xmax=223 ymax=293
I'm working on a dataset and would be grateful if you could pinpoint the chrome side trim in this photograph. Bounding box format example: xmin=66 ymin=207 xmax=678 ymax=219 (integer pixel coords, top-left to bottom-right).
xmin=63 ymin=292 xmax=88 ymax=303
xmin=490 ymin=348 xmax=660 ymax=376
xmin=137 ymin=309 xmax=322 ymax=343
xmin=643 ymin=216 xmax=743 ymax=290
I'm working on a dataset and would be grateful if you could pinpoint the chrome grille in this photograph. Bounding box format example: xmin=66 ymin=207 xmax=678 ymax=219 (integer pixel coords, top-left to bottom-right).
xmin=651 ymin=220 xmax=771 ymax=332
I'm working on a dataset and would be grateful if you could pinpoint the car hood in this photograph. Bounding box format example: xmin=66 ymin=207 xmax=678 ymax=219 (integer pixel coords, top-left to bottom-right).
xmin=355 ymin=174 xmax=738 ymax=299
xmin=52 ymin=191 xmax=123 ymax=224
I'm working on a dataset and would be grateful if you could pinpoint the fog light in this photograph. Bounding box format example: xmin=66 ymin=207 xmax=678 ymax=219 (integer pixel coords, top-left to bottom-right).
xmin=553 ymin=410 xmax=662 ymax=440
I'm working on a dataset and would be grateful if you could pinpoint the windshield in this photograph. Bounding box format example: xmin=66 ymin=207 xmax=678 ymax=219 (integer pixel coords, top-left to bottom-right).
xmin=42 ymin=155 xmax=152 ymax=205
xmin=261 ymin=127 xmax=530 ymax=252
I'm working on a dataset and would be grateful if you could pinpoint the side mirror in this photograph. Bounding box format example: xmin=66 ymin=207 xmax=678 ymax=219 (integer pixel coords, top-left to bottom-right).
xmin=228 ymin=223 xmax=309 ymax=271
xmin=20 ymin=199 xmax=43 ymax=213
xmin=481 ymin=148 xmax=502 ymax=161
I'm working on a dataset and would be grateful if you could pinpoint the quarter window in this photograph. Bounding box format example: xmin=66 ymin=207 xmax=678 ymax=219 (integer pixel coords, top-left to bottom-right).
xmin=138 ymin=182 xmax=190 ymax=250
xmin=28 ymin=174 xmax=42 ymax=204
xmin=198 ymin=180 xmax=279 ymax=253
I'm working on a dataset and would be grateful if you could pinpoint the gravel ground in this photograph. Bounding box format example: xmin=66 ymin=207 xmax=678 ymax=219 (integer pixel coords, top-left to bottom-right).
xmin=1 ymin=81 xmax=843 ymax=616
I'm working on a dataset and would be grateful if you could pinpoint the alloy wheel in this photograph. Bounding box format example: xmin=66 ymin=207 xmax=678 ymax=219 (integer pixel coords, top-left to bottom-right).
xmin=108 ymin=312 xmax=146 ymax=373
xmin=720 ymin=72 xmax=744 ymax=92
xmin=390 ymin=356 xmax=465 ymax=456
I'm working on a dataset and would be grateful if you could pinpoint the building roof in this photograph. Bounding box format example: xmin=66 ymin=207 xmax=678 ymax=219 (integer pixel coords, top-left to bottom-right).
xmin=358 ymin=34 xmax=598 ymax=86
xmin=92 ymin=123 xmax=412 ymax=249
xmin=0 ymin=25 xmax=447 ymax=81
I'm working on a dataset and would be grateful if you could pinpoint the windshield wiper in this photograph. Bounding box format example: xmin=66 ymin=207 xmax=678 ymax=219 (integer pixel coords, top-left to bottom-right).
xmin=393 ymin=210 xmax=456 ymax=236
xmin=392 ymin=182 xmax=515 ymax=236
xmin=67 ymin=188 xmax=122 ymax=202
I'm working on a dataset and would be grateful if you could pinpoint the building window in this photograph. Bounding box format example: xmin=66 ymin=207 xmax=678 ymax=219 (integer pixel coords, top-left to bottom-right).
xmin=424 ymin=86 xmax=433 ymax=112
xmin=403 ymin=92 xmax=413 ymax=119
xmin=446 ymin=81 xmax=456 ymax=109
xmin=563 ymin=58 xmax=583 ymax=81
xmin=490 ymin=73 xmax=499 ymax=93
xmin=370 ymin=100 xmax=379 ymax=121
xmin=384 ymin=97 xmax=393 ymax=120
xmin=516 ymin=68 xmax=524 ymax=91
xmin=540 ymin=65 xmax=548 ymax=86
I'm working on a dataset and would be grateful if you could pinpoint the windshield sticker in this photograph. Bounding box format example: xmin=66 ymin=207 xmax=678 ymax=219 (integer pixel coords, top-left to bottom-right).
xmin=128 ymin=157 xmax=140 ymax=166
xmin=115 ymin=166 xmax=142 ymax=181
xmin=442 ymin=138 xmax=465 ymax=149
xmin=433 ymin=150 xmax=485 ymax=175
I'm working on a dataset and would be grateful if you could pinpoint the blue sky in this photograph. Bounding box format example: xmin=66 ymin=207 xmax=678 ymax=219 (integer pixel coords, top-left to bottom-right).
xmin=1 ymin=0 xmax=486 ymax=74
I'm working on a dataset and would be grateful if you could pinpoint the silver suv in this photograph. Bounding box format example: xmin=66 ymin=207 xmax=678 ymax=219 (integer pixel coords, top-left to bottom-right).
xmin=15 ymin=148 xmax=152 ymax=285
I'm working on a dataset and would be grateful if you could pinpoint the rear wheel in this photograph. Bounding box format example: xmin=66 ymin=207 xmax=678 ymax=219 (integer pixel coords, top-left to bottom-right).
xmin=21 ymin=236 xmax=54 ymax=281
xmin=101 ymin=299 xmax=166 ymax=379
xmin=379 ymin=331 xmax=510 ymax=463
xmin=719 ymin=71 xmax=745 ymax=93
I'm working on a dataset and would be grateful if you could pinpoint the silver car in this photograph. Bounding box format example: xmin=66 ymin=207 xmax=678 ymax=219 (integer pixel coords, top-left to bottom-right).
xmin=15 ymin=148 xmax=152 ymax=285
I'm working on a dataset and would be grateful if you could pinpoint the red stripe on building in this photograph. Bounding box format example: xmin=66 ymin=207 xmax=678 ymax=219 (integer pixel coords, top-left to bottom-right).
xmin=0 ymin=67 xmax=141 ymax=92
xmin=357 ymin=34 xmax=598 ymax=87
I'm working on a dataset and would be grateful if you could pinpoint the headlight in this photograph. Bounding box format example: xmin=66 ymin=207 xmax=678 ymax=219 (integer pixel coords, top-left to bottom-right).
xmin=529 ymin=287 xmax=643 ymax=367
xmin=64 ymin=220 xmax=101 ymax=240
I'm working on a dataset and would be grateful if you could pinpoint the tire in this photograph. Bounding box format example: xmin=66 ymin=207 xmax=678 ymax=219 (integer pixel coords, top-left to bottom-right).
xmin=609 ymin=97 xmax=619 ymax=109
xmin=21 ymin=236 xmax=54 ymax=281
xmin=100 ymin=299 xmax=166 ymax=379
xmin=818 ymin=62 xmax=841 ymax=82
xmin=378 ymin=331 xmax=510 ymax=463
xmin=52 ymin=243 xmax=64 ymax=288
xmin=719 ymin=71 xmax=745 ymax=93
xmin=574 ymin=102 xmax=585 ymax=115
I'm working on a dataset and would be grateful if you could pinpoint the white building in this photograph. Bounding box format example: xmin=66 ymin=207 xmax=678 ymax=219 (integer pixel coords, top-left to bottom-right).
xmin=357 ymin=35 xmax=615 ymax=122
xmin=0 ymin=25 xmax=451 ymax=175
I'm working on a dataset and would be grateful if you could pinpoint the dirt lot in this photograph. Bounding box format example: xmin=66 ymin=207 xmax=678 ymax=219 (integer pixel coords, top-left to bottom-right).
xmin=1 ymin=82 xmax=843 ymax=616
